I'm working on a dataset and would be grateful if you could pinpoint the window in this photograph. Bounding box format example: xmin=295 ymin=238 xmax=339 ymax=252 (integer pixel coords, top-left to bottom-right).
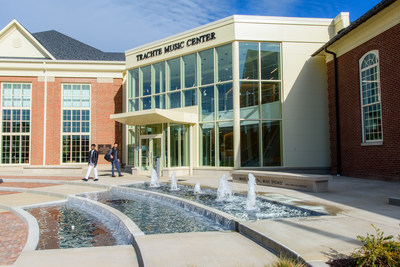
xmin=125 ymin=44 xmax=234 ymax=167
xmin=239 ymin=42 xmax=282 ymax=167
xmin=359 ymin=51 xmax=383 ymax=142
xmin=1 ymin=83 xmax=31 ymax=164
xmin=62 ymin=84 xmax=90 ymax=163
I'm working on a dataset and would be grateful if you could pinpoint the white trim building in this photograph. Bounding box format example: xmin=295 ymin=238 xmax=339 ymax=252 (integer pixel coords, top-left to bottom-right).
xmin=112 ymin=14 xmax=350 ymax=176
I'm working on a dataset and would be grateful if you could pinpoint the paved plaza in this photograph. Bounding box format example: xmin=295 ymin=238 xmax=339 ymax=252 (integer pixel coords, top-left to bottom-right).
xmin=0 ymin=169 xmax=399 ymax=266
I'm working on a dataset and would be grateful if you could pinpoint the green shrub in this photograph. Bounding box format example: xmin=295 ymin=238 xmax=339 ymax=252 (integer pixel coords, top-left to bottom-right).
xmin=352 ymin=225 xmax=400 ymax=266
xmin=267 ymin=256 xmax=307 ymax=267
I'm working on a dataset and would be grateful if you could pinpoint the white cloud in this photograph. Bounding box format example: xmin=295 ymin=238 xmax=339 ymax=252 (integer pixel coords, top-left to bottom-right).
xmin=0 ymin=0 xmax=300 ymax=52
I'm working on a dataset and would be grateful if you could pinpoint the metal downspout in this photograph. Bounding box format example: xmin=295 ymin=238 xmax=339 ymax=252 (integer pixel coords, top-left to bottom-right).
xmin=324 ymin=48 xmax=341 ymax=176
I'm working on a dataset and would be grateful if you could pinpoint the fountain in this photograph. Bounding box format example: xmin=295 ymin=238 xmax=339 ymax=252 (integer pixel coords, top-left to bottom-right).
xmin=149 ymin=169 xmax=160 ymax=188
xmin=170 ymin=172 xmax=179 ymax=191
xmin=194 ymin=182 xmax=201 ymax=194
xmin=246 ymin=173 xmax=258 ymax=211
xmin=216 ymin=174 xmax=233 ymax=201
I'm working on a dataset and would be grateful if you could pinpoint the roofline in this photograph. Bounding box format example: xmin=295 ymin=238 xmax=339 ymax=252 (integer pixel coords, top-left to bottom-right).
xmin=312 ymin=0 xmax=397 ymax=56
xmin=0 ymin=58 xmax=125 ymax=65
xmin=0 ymin=19 xmax=56 ymax=60
xmin=126 ymin=14 xmax=334 ymax=55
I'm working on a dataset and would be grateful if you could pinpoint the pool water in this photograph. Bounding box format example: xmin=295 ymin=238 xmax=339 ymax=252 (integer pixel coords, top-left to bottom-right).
xmin=84 ymin=191 xmax=229 ymax=235
xmin=127 ymin=183 xmax=322 ymax=221
xmin=27 ymin=205 xmax=121 ymax=250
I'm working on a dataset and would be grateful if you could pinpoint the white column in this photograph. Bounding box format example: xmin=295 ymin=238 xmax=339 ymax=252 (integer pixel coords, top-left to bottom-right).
xmin=232 ymin=41 xmax=240 ymax=169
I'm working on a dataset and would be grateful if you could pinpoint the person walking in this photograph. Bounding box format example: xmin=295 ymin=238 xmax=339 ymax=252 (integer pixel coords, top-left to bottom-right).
xmin=110 ymin=142 xmax=123 ymax=177
xmin=82 ymin=144 xmax=99 ymax=182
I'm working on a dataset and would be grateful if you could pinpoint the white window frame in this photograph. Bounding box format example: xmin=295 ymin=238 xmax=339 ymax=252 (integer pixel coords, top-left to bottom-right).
xmin=0 ymin=82 xmax=32 ymax=165
xmin=359 ymin=50 xmax=383 ymax=145
xmin=60 ymin=83 xmax=91 ymax=164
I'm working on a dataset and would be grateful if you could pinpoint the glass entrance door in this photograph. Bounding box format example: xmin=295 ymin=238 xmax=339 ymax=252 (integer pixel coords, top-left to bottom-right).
xmin=140 ymin=135 xmax=162 ymax=174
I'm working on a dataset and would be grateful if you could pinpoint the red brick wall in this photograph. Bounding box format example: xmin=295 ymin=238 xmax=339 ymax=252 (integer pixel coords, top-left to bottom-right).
xmin=327 ymin=23 xmax=400 ymax=181
xmin=0 ymin=76 xmax=123 ymax=166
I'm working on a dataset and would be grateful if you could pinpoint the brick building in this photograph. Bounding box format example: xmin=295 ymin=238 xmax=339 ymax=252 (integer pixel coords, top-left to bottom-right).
xmin=313 ymin=0 xmax=400 ymax=181
xmin=0 ymin=20 xmax=125 ymax=169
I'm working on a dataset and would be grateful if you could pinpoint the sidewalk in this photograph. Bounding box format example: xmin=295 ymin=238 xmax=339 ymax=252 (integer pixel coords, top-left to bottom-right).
xmin=0 ymin=170 xmax=399 ymax=266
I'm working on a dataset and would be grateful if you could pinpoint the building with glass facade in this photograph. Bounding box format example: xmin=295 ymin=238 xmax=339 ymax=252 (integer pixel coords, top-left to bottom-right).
xmin=112 ymin=14 xmax=350 ymax=176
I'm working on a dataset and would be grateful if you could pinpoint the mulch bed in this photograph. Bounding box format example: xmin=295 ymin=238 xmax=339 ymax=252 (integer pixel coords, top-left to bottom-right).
xmin=327 ymin=258 xmax=357 ymax=267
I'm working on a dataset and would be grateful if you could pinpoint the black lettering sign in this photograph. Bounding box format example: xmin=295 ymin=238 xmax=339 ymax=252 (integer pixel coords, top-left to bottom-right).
xmin=136 ymin=32 xmax=216 ymax=62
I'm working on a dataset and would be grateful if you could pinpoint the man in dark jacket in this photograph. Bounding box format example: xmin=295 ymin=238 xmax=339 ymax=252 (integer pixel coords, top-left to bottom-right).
xmin=110 ymin=142 xmax=123 ymax=177
xmin=82 ymin=144 xmax=99 ymax=181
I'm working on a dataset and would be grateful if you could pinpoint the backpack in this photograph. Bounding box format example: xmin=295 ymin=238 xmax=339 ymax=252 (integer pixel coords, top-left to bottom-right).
xmin=104 ymin=148 xmax=113 ymax=162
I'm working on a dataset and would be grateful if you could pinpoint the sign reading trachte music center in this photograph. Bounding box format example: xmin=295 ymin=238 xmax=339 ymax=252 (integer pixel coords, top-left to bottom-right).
xmin=136 ymin=32 xmax=216 ymax=62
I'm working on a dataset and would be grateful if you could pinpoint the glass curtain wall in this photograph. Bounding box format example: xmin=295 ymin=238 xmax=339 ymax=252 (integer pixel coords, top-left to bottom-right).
xmin=127 ymin=43 xmax=233 ymax=168
xmin=199 ymin=43 xmax=233 ymax=167
xmin=239 ymin=42 xmax=282 ymax=167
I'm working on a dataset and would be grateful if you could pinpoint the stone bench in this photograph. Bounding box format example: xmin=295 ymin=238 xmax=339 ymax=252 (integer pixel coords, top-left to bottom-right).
xmin=231 ymin=170 xmax=331 ymax=192
xmin=23 ymin=166 xmax=83 ymax=175
xmin=388 ymin=197 xmax=400 ymax=206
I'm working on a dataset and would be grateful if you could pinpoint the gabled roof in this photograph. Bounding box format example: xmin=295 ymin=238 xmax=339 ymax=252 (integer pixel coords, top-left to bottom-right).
xmin=0 ymin=19 xmax=55 ymax=60
xmin=32 ymin=30 xmax=125 ymax=61
xmin=312 ymin=0 xmax=397 ymax=56
xmin=0 ymin=19 xmax=125 ymax=62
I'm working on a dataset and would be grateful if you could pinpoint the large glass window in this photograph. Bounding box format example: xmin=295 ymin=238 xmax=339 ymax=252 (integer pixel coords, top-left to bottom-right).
xmin=217 ymin=83 xmax=233 ymax=120
xmin=239 ymin=42 xmax=282 ymax=167
xmin=216 ymin=44 xmax=232 ymax=82
xmin=261 ymin=43 xmax=281 ymax=80
xmin=218 ymin=121 xmax=233 ymax=167
xmin=1 ymin=83 xmax=31 ymax=164
xmin=153 ymin=62 xmax=165 ymax=94
xmin=200 ymin=86 xmax=214 ymax=121
xmin=170 ymin=124 xmax=179 ymax=167
xmin=200 ymin=49 xmax=214 ymax=85
xmin=129 ymin=69 xmax=139 ymax=98
xmin=240 ymin=121 xmax=260 ymax=167
xmin=168 ymin=58 xmax=181 ymax=91
xmin=261 ymin=82 xmax=281 ymax=119
xmin=240 ymin=82 xmax=259 ymax=120
xmin=262 ymin=121 xmax=281 ymax=166
xmin=183 ymin=89 xmax=197 ymax=107
xmin=200 ymin=123 xmax=215 ymax=166
xmin=360 ymin=51 xmax=382 ymax=142
xmin=141 ymin=66 xmax=151 ymax=96
xmin=169 ymin=91 xmax=181 ymax=109
xmin=154 ymin=94 xmax=165 ymax=109
xmin=62 ymin=84 xmax=90 ymax=163
xmin=239 ymin=42 xmax=259 ymax=80
xmin=169 ymin=124 xmax=189 ymax=167
xmin=183 ymin=54 xmax=197 ymax=88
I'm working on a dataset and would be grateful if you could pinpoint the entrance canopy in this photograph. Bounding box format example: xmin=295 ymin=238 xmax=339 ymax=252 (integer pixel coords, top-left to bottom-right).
xmin=110 ymin=106 xmax=198 ymax=126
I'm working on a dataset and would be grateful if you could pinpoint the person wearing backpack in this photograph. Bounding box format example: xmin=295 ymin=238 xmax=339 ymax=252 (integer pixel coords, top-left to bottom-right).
xmin=110 ymin=142 xmax=123 ymax=177
xmin=82 ymin=144 xmax=98 ymax=182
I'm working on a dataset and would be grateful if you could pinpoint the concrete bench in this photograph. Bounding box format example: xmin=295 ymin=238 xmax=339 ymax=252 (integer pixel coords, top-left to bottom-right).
xmin=388 ymin=197 xmax=400 ymax=206
xmin=231 ymin=170 xmax=331 ymax=192
xmin=23 ymin=166 xmax=83 ymax=175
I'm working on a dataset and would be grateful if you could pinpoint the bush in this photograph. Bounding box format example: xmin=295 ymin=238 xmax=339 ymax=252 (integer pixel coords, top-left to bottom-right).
xmin=267 ymin=256 xmax=307 ymax=267
xmin=352 ymin=225 xmax=400 ymax=266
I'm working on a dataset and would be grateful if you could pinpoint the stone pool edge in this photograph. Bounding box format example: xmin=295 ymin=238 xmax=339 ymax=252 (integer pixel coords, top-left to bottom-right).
xmin=0 ymin=203 xmax=39 ymax=252
xmin=112 ymin=185 xmax=309 ymax=265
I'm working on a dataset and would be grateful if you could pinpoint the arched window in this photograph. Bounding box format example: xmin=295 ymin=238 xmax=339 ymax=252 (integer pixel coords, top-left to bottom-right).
xmin=359 ymin=51 xmax=382 ymax=143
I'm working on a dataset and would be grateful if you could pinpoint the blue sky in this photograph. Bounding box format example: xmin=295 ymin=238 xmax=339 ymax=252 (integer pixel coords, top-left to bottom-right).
xmin=0 ymin=0 xmax=382 ymax=52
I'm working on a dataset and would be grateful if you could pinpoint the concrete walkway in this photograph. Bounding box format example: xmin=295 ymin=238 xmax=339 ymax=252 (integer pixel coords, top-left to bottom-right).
xmin=136 ymin=231 xmax=277 ymax=267
xmin=13 ymin=245 xmax=138 ymax=267
xmin=1 ymin=170 xmax=399 ymax=266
